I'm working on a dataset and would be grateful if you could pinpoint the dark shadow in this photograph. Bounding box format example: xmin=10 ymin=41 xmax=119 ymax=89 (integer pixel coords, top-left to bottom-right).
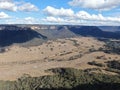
xmin=68 ymin=26 xmax=120 ymax=39
xmin=36 ymin=83 xmax=120 ymax=90
xmin=73 ymin=83 xmax=120 ymax=90
xmin=0 ymin=25 xmax=47 ymax=47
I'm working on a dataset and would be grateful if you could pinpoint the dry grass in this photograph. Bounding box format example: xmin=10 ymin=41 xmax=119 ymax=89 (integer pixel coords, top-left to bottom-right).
xmin=0 ymin=37 xmax=119 ymax=81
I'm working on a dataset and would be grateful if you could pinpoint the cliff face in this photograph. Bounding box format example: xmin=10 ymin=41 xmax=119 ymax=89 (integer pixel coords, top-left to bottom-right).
xmin=0 ymin=25 xmax=47 ymax=47
xmin=0 ymin=25 xmax=120 ymax=47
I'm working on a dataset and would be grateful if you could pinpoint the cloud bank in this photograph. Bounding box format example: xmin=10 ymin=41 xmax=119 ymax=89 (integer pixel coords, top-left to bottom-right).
xmin=0 ymin=0 xmax=39 ymax=12
xmin=43 ymin=6 xmax=120 ymax=25
xmin=69 ymin=0 xmax=120 ymax=10
xmin=44 ymin=6 xmax=74 ymax=17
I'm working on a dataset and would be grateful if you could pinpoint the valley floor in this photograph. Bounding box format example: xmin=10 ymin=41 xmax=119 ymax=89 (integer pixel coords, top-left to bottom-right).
xmin=0 ymin=37 xmax=120 ymax=81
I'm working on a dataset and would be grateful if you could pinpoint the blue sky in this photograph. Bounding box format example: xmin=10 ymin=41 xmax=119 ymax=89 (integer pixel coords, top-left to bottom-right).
xmin=0 ymin=0 xmax=120 ymax=25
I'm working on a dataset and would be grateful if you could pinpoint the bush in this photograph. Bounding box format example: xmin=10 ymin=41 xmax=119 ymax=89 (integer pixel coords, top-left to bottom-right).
xmin=107 ymin=60 xmax=120 ymax=70
xmin=88 ymin=61 xmax=105 ymax=67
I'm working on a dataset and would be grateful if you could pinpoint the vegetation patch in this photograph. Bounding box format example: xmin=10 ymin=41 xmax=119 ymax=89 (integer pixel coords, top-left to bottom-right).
xmin=99 ymin=40 xmax=120 ymax=54
xmin=0 ymin=68 xmax=120 ymax=90
xmin=88 ymin=61 xmax=105 ymax=67
xmin=106 ymin=60 xmax=120 ymax=70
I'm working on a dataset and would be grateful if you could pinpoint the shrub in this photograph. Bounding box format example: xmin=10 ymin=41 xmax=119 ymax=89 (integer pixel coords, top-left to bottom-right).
xmin=107 ymin=60 xmax=120 ymax=70
xmin=88 ymin=61 xmax=105 ymax=67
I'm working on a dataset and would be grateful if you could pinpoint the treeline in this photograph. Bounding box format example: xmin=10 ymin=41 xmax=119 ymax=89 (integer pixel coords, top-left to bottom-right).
xmin=97 ymin=39 xmax=120 ymax=54
xmin=0 ymin=68 xmax=120 ymax=90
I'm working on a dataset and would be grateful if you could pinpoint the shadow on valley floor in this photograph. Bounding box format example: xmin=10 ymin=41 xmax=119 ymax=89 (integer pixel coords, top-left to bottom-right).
xmin=0 ymin=25 xmax=47 ymax=47
xmin=68 ymin=26 xmax=120 ymax=39
xmin=37 ymin=83 xmax=120 ymax=90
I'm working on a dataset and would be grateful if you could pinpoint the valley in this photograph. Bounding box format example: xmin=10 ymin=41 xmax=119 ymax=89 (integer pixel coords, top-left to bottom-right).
xmin=0 ymin=25 xmax=120 ymax=89
xmin=0 ymin=36 xmax=119 ymax=80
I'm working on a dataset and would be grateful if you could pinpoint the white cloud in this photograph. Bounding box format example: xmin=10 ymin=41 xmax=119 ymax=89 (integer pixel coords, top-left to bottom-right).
xmin=69 ymin=0 xmax=120 ymax=10
xmin=42 ymin=16 xmax=120 ymax=25
xmin=24 ymin=17 xmax=34 ymax=21
xmin=0 ymin=0 xmax=39 ymax=12
xmin=42 ymin=16 xmax=88 ymax=25
xmin=76 ymin=11 xmax=120 ymax=22
xmin=42 ymin=17 xmax=66 ymax=23
xmin=0 ymin=1 xmax=17 ymax=11
xmin=0 ymin=12 xmax=10 ymax=19
xmin=43 ymin=6 xmax=120 ymax=25
xmin=76 ymin=11 xmax=105 ymax=21
xmin=44 ymin=6 xmax=74 ymax=17
xmin=24 ymin=17 xmax=38 ymax=24
xmin=5 ymin=17 xmax=40 ymax=24
xmin=18 ymin=3 xmax=39 ymax=12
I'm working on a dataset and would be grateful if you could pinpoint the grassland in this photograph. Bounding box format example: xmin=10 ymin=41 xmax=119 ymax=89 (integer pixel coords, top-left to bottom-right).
xmin=0 ymin=36 xmax=120 ymax=89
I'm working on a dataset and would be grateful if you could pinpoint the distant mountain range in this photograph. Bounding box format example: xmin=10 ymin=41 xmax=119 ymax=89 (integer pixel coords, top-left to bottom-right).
xmin=68 ymin=26 xmax=120 ymax=39
xmin=0 ymin=25 xmax=120 ymax=47
xmin=99 ymin=26 xmax=120 ymax=32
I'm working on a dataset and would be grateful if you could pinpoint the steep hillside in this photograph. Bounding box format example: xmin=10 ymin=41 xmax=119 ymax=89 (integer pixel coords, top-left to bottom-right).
xmin=34 ymin=26 xmax=76 ymax=39
xmin=0 ymin=25 xmax=47 ymax=47
xmin=68 ymin=26 xmax=120 ymax=39
xmin=0 ymin=25 xmax=120 ymax=47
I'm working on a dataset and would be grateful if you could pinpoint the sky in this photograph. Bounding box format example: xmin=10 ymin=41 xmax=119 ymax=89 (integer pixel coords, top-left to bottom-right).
xmin=0 ymin=0 xmax=120 ymax=25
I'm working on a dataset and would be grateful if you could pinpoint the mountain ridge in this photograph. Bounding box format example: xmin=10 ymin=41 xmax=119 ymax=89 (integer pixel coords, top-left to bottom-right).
xmin=0 ymin=25 xmax=120 ymax=47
